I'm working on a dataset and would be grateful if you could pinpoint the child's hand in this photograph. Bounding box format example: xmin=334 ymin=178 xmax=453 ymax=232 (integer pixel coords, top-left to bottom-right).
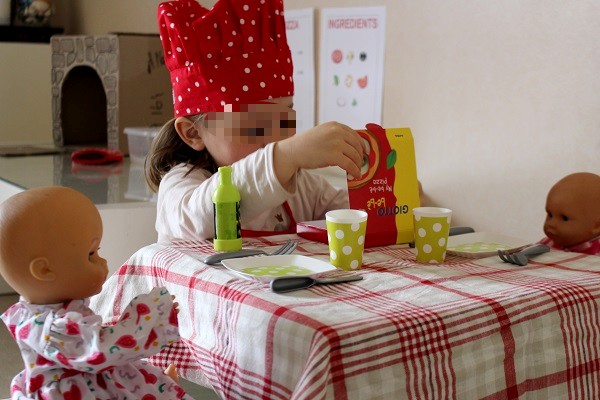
xmin=274 ymin=121 xmax=365 ymax=187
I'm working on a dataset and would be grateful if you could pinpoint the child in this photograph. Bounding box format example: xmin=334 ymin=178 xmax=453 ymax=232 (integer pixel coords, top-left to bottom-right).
xmin=539 ymin=172 xmax=600 ymax=255
xmin=0 ymin=186 xmax=194 ymax=399
xmin=147 ymin=0 xmax=365 ymax=243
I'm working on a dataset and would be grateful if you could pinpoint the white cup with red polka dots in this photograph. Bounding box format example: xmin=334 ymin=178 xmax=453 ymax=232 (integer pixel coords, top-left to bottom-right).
xmin=412 ymin=207 xmax=452 ymax=263
xmin=326 ymin=209 xmax=368 ymax=270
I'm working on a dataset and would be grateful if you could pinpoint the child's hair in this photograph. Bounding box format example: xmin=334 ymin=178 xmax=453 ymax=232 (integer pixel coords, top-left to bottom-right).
xmin=145 ymin=113 xmax=216 ymax=192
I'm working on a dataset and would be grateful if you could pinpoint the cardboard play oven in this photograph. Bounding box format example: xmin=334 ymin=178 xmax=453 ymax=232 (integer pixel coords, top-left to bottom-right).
xmin=51 ymin=34 xmax=173 ymax=154
xmin=347 ymin=123 xmax=420 ymax=247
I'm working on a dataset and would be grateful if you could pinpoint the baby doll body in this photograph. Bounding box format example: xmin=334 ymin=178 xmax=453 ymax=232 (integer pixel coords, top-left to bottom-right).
xmin=1 ymin=287 xmax=189 ymax=400
xmin=0 ymin=186 xmax=194 ymax=399
xmin=539 ymin=235 xmax=600 ymax=255
xmin=540 ymin=172 xmax=600 ymax=255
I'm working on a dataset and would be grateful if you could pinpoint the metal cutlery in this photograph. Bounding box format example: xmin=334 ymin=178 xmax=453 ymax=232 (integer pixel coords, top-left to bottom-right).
xmin=270 ymin=275 xmax=363 ymax=293
xmin=203 ymin=239 xmax=298 ymax=265
xmin=498 ymin=244 xmax=551 ymax=266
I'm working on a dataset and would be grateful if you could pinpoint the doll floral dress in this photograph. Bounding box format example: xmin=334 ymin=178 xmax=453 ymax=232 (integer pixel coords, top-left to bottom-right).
xmin=0 ymin=287 xmax=194 ymax=400
xmin=539 ymin=236 xmax=600 ymax=256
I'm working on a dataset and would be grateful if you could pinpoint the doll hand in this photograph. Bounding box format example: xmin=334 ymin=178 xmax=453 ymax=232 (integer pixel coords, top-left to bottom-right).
xmin=274 ymin=121 xmax=365 ymax=186
xmin=171 ymin=295 xmax=179 ymax=315
xmin=165 ymin=364 xmax=179 ymax=383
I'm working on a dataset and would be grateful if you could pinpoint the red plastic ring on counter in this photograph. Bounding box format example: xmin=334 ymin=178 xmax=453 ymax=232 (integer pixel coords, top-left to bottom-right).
xmin=71 ymin=148 xmax=124 ymax=165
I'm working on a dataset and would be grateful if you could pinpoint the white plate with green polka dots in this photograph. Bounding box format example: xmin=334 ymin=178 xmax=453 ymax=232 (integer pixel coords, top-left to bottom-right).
xmin=446 ymin=232 xmax=531 ymax=259
xmin=221 ymin=254 xmax=337 ymax=282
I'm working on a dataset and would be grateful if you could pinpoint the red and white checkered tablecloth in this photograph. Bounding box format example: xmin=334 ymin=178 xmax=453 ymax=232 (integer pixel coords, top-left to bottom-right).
xmin=90 ymin=234 xmax=600 ymax=399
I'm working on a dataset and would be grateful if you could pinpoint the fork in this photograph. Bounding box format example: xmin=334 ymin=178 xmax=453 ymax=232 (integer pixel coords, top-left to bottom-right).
xmin=497 ymin=244 xmax=551 ymax=266
xmin=202 ymin=240 xmax=298 ymax=265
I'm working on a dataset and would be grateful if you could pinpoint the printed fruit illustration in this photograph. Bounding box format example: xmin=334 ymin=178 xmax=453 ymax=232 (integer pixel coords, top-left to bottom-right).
xmin=346 ymin=51 xmax=355 ymax=63
xmin=345 ymin=75 xmax=353 ymax=88
xmin=360 ymin=52 xmax=367 ymax=61
xmin=348 ymin=129 xmax=380 ymax=189
xmin=332 ymin=49 xmax=343 ymax=63
xmin=357 ymin=76 xmax=368 ymax=89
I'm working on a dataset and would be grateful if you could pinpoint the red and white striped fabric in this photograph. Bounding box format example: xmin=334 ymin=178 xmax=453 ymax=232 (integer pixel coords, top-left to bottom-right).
xmin=91 ymin=234 xmax=600 ymax=399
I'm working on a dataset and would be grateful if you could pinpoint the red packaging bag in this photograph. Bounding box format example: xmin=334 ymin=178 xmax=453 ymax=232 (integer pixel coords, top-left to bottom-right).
xmin=347 ymin=123 xmax=420 ymax=247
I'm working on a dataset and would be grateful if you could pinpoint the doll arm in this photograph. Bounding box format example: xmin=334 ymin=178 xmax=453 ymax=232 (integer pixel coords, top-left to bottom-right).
xmin=20 ymin=287 xmax=180 ymax=373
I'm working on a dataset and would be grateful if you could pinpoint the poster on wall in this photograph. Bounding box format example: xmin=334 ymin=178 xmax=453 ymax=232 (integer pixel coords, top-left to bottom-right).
xmin=318 ymin=7 xmax=386 ymax=129
xmin=285 ymin=8 xmax=315 ymax=133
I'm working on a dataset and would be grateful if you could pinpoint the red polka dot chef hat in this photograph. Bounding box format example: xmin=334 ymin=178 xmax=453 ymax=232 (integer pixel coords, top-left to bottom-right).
xmin=158 ymin=0 xmax=294 ymax=116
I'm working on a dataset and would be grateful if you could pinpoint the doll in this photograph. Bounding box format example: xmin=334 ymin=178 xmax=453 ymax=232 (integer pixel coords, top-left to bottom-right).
xmin=0 ymin=186 xmax=194 ymax=399
xmin=539 ymin=172 xmax=600 ymax=255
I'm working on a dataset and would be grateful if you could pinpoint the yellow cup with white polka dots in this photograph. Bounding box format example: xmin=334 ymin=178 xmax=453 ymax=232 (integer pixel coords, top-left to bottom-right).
xmin=326 ymin=209 xmax=368 ymax=270
xmin=413 ymin=207 xmax=452 ymax=263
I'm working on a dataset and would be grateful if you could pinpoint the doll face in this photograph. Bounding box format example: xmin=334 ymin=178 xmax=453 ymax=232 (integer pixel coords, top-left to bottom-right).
xmin=543 ymin=175 xmax=600 ymax=248
xmin=544 ymin=197 xmax=595 ymax=248
xmin=0 ymin=186 xmax=109 ymax=304
xmin=50 ymin=211 xmax=108 ymax=302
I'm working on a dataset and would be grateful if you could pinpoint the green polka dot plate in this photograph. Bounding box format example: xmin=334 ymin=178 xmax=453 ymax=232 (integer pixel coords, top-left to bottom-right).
xmin=221 ymin=254 xmax=336 ymax=282
xmin=447 ymin=232 xmax=531 ymax=258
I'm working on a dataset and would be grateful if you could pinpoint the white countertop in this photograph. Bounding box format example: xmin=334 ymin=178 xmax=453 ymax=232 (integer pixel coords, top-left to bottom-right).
xmin=0 ymin=152 xmax=156 ymax=205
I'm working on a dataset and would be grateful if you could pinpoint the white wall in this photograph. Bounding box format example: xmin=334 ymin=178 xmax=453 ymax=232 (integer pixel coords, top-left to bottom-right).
xmin=388 ymin=1 xmax=600 ymax=241
xmin=0 ymin=43 xmax=52 ymax=144
xmin=1 ymin=0 xmax=599 ymax=243
xmin=97 ymin=203 xmax=158 ymax=274
xmin=299 ymin=0 xmax=599 ymax=241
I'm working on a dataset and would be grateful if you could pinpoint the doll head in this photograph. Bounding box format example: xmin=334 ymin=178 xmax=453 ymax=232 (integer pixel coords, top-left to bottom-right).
xmin=0 ymin=186 xmax=108 ymax=304
xmin=543 ymin=172 xmax=600 ymax=248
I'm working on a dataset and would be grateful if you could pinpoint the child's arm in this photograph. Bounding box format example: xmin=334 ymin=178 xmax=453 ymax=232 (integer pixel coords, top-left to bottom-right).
xmin=273 ymin=121 xmax=365 ymax=190
xmin=157 ymin=143 xmax=304 ymax=241
xmin=18 ymin=287 xmax=179 ymax=373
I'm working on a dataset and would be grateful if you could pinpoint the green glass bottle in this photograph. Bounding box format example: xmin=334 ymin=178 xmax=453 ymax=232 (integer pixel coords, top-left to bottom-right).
xmin=212 ymin=166 xmax=242 ymax=251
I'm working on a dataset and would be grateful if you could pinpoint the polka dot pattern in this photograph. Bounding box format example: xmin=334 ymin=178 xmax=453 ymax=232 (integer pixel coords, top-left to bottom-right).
xmin=413 ymin=213 xmax=451 ymax=263
xmin=158 ymin=0 xmax=294 ymax=116
xmin=326 ymin=220 xmax=367 ymax=271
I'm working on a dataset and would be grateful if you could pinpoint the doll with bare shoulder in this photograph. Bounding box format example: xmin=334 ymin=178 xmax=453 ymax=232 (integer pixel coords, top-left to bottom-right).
xmin=539 ymin=172 xmax=600 ymax=255
xmin=0 ymin=186 xmax=194 ymax=400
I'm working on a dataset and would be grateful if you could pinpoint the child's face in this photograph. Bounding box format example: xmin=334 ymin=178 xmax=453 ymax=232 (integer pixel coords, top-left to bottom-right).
xmin=200 ymin=96 xmax=295 ymax=166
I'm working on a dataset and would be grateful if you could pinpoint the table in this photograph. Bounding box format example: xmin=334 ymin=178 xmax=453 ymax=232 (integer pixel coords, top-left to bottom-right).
xmin=90 ymin=234 xmax=600 ymax=399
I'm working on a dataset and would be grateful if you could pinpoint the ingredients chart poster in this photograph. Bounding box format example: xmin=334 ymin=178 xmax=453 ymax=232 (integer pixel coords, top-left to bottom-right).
xmin=318 ymin=7 xmax=386 ymax=130
xmin=285 ymin=8 xmax=315 ymax=133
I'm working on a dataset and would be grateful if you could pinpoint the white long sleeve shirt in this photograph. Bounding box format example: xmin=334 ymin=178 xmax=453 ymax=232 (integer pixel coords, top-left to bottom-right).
xmin=156 ymin=142 xmax=348 ymax=243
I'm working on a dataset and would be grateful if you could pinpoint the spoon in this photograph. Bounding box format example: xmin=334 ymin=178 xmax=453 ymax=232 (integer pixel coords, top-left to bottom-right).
xmin=270 ymin=275 xmax=363 ymax=293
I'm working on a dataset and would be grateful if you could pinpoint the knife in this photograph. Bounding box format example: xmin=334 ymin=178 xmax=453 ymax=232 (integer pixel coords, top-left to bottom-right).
xmin=270 ymin=275 xmax=363 ymax=293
